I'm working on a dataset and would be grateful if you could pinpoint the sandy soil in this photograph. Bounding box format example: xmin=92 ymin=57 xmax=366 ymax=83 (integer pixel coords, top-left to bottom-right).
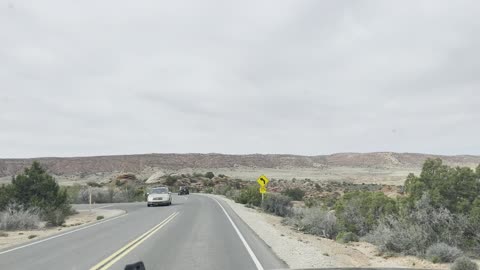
xmin=210 ymin=194 xmax=453 ymax=269
xmin=0 ymin=208 xmax=124 ymax=250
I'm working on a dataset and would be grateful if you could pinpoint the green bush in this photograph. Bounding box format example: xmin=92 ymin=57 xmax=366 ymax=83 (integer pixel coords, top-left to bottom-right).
xmin=96 ymin=216 xmax=104 ymax=220
xmin=6 ymin=162 xmax=73 ymax=226
xmin=235 ymin=186 xmax=262 ymax=207
xmin=335 ymin=191 xmax=397 ymax=236
xmin=405 ymin=159 xmax=480 ymax=214
xmin=165 ymin=175 xmax=178 ymax=186
xmin=261 ymin=193 xmax=291 ymax=217
xmin=0 ymin=184 xmax=14 ymax=210
xmin=205 ymin=172 xmax=215 ymax=179
xmin=336 ymin=231 xmax=359 ymax=243
xmin=282 ymin=188 xmax=305 ymax=201
xmin=450 ymin=257 xmax=478 ymax=270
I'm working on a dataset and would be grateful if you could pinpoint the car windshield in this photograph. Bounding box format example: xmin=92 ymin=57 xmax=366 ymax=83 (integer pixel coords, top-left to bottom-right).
xmin=151 ymin=188 xmax=168 ymax=194
xmin=2 ymin=1 xmax=479 ymax=270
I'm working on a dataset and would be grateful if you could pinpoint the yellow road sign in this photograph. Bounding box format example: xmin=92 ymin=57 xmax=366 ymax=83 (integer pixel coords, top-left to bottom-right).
xmin=257 ymin=175 xmax=270 ymax=187
xmin=259 ymin=186 xmax=267 ymax=194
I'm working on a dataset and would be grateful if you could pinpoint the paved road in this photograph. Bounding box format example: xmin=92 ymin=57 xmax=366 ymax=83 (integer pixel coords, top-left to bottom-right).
xmin=0 ymin=194 xmax=287 ymax=270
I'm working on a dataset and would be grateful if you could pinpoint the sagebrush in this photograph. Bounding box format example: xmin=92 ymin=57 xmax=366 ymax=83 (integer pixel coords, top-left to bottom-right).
xmin=0 ymin=203 xmax=42 ymax=230
xmin=426 ymin=243 xmax=463 ymax=263
xmin=284 ymin=207 xmax=337 ymax=239
xmin=261 ymin=193 xmax=291 ymax=217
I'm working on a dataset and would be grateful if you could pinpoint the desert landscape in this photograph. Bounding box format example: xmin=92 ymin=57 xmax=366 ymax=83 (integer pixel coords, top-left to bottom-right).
xmin=1 ymin=152 xmax=479 ymax=185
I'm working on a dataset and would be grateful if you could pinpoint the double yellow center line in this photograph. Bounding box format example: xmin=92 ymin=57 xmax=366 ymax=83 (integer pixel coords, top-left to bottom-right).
xmin=90 ymin=211 xmax=179 ymax=270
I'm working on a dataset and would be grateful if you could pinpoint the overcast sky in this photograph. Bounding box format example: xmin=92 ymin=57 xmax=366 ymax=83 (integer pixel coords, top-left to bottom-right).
xmin=1 ymin=0 xmax=479 ymax=158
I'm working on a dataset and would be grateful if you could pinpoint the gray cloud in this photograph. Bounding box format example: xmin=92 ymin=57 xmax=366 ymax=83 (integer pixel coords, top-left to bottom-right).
xmin=1 ymin=0 xmax=479 ymax=157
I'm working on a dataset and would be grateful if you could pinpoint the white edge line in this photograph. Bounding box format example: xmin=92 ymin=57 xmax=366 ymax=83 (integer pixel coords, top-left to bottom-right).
xmin=94 ymin=204 xmax=114 ymax=209
xmin=76 ymin=204 xmax=113 ymax=211
xmin=211 ymin=197 xmax=264 ymax=270
xmin=0 ymin=212 xmax=127 ymax=255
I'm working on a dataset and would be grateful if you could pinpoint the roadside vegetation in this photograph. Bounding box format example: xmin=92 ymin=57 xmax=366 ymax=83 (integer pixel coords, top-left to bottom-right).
xmin=214 ymin=158 xmax=480 ymax=266
xmin=0 ymin=162 xmax=74 ymax=230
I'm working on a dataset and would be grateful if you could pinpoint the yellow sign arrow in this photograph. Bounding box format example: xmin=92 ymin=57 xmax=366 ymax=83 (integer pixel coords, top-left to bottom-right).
xmin=257 ymin=175 xmax=270 ymax=187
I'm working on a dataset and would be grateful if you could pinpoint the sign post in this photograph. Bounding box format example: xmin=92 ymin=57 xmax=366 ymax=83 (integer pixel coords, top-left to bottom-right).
xmin=88 ymin=186 xmax=92 ymax=212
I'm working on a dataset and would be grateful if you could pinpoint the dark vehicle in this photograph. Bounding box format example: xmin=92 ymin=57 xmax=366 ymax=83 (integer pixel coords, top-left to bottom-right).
xmin=178 ymin=186 xmax=189 ymax=195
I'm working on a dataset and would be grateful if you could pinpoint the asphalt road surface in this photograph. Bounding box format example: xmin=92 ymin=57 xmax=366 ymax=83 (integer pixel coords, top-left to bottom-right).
xmin=0 ymin=194 xmax=287 ymax=270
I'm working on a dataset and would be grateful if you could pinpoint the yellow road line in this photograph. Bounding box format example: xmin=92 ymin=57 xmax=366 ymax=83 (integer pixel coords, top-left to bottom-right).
xmin=90 ymin=211 xmax=179 ymax=270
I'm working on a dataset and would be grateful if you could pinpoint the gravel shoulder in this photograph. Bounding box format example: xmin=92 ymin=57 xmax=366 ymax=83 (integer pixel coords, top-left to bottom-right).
xmin=210 ymin=194 xmax=452 ymax=269
xmin=0 ymin=207 xmax=124 ymax=250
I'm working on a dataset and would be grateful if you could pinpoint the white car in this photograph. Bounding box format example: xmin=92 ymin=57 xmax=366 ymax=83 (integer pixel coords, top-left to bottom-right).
xmin=147 ymin=187 xmax=172 ymax=207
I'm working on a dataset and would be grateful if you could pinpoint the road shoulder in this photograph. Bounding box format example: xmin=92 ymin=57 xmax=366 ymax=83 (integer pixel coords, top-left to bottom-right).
xmin=0 ymin=207 xmax=125 ymax=251
xmin=209 ymin=194 xmax=451 ymax=270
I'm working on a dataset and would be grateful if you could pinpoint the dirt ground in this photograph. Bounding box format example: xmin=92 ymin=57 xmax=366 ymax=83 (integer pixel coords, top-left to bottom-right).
xmin=0 ymin=208 xmax=124 ymax=250
xmin=210 ymin=194 xmax=471 ymax=270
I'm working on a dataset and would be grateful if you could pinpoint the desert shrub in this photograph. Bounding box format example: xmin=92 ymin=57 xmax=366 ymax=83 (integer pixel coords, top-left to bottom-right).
xmin=115 ymin=179 xmax=125 ymax=187
xmin=364 ymin=214 xmax=425 ymax=255
xmin=96 ymin=216 xmax=104 ymax=220
xmin=0 ymin=204 xmax=42 ymax=230
xmin=76 ymin=187 xmax=110 ymax=203
xmin=284 ymin=207 xmax=337 ymax=239
xmin=304 ymin=197 xmax=322 ymax=208
xmin=205 ymin=172 xmax=215 ymax=179
xmin=165 ymin=175 xmax=178 ymax=186
xmin=235 ymin=186 xmax=262 ymax=207
xmin=335 ymin=191 xmax=397 ymax=236
xmin=213 ymin=185 xmax=231 ymax=196
xmin=225 ymin=189 xmax=240 ymax=200
xmin=75 ymin=186 xmax=143 ymax=203
xmin=0 ymin=184 xmax=14 ymax=210
xmin=28 ymin=234 xmax=37 ymax=239
xmin=426 ymin=243 xmax=463 ymax=263
xmin=43 ymin=205 xmax=74 ymax=226
xmin=282 ymin=188 xmax=305 ymax=201
xmin=86 ymin=181 xmax=103 ymax=187
xmin=365 ymin=194 xmax=468 ymax=256
xmin=7 ymin=162 xmax=73 ymax=226
xmin=336 ymin=231 xmax=359 ymax=243
xmin=204 ymin=187 xmax=213 ymax=194
xmin=405 ymin=159 xmax=480 ymax=214
xmin=261 ymin=193 xmax=292 ymax=217
xmin=192 ymin=172 xmax=204 ymax=178
xmin=62 ymin=184 xmax=83 ymax=204
xmin=450 ymin=257 xmax=478 ymax=270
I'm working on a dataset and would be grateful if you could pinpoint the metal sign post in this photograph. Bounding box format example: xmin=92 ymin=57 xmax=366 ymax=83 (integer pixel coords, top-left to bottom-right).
xmin=88 ymin=186 xmax=92 ymax=212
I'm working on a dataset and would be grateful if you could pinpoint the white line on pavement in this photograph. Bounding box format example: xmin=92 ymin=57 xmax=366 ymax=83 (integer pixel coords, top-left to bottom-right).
xmin=94 ymin=204 xmax=114 ymax=209
xmin=0 ymin=213 xmax=128 ymax=255
xmin=211 ymin=197 xmax=264 ymax=270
